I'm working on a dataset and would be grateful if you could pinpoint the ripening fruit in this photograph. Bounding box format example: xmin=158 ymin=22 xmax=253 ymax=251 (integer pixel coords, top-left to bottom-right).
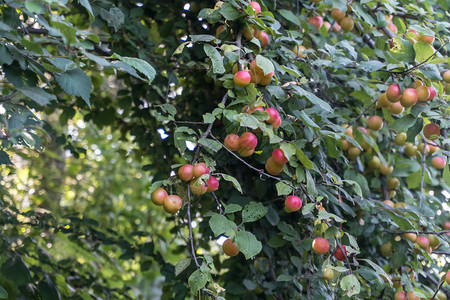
xmin=443 ymin=70 xmax=450 ymax=83
xmin=394 ymin=202 xmax=406 ymax=209
xmin=222 ymin=239 xmax=239 ymax=256
xmin=404 ymin=143 xmax=418 ymax=157
xmin=423 ymin=124 xmax=440 ymax=140
xmin=333 ymin=245 xmax=347 ymax=261
xmin=190 ymin=179 xmax=208 ymax=195
xmin=400 ymin=88 xmax=418 ymax=107
xmin=395 ymin=133 xmax=407 ymax=146
xmin=272 ymin=116 xmax=282 ymax=129
xmin=238 ymin=147 xmax=255 ymax=157
xmin=415 ymin=236 xmax=430 ymax=250
xmin=428 ymin=142 xmax=438 ymax=153
xmin=388 ymin=190 xmax=396 ymax=198
xmin=293 ymin=44 xmax=306 ymax=58
xmin=259 ymin=72 xmax=273 ymax=85
xmin=239 ymin=132 xmax=258 ymax=150
xmin=249 ymin=66 xmax=262 ymax=84
xmin=383 ymin=200 xmax=395 ymax=208
xmin=403 ymin=233 xmax=417 ymax=242
xmin=163 ymin=195 xmax=183 ymax=214
xmin=249 ymin=1 xmax=261 ymax=14
xmin=224 ymin=134 xmax=240 ymax=151
xmin=234 ymin=71 xmax=251 ymax=87
xmin=307 ymin=16 xmax=324 ymax=30
xmin=284 ymin=195 xmax=302 ymax=212
xmin=331 ymin=8 xmax=345 ymax=22
xmin=394 ymin=291 xmax=407 ymax=300
xmin=367 ymin=115 xmax=383 ymax=131
xmin=428 ymin=234 xmax=440 ymax=249
xmin=381 ymin=242 xmax=392 ymax=257
xmin=436 ymin=291 xmax=447 ymax=300
xmin=178 ymin=164 xmax=195 ymax=181
xmin=416 ymin=85 xmax=430 ymax=101
xmin=193 ymin=163 xmax=210 ymax=178
xmin=417 ymin=143 xmax=429 ymax=155
xmin=242 ymin=24 xmax=258 ymax=40
xmin=379 ymin=163 xmax=393 ymax=175
xmin=216 ymin=25 xmax=226 ymax=38
xmin=332 ymin=23 xmax=341 ymax=32
xmin=151 ymin=188 xmax=168 ymax=206
xmin=265 ymin=108 xmax=279 ymax=123
xmin=323 ymin=268 xmax=334 ymax=281
xmin=340 ymin=139 xmax=350 ymax=150
xmin=428 ymin=87 xmax=436 ymax=101
xmin=272 ymin=148 xmax=288 ymax=165
xmin=206 ymin=176 xmax=219 ymax=192
xmin=339 ymin=17 xmax=354 ymax=32
xmin=387 ymin=177 xmax=400 ymax=190
xmin=344 ymin=125 xmax=353 ymax=137
xmin=312 ymin=238 xmax=330 ymax=254
xmin=388 ymin=23 xmax=398 ymax=34
xmin=368 ymin=156 xmax=381 ymax=169
xmin=392 ymin=276 xmax=401 ymax=289
xmin=387 ymin=84 xmax=402 ymax=102
xmin=420 ymin=36 xmax=435 ymax=44
xmin=347 ymin=146 xmax=361 ymax=160
xmin=265 ymin=157 xmax=284 ymax=175
xmin=446 ymin=270 xmax=450 ymax=285
xmin=389 ymin=101 xmax=404 ymax=115
xmin=407 ymin=292 xmax=420 ymax=300
xmin=256 ymin=31 xmax=269 ymax=47
xmin=431 ymin=156 xmax=446 ymax=169
xmin=377 ymin=93 xmax=391 ymax=108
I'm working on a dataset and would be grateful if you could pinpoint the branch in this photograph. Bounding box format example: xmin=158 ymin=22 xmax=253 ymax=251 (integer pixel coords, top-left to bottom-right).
xmin=380 ymin=175 xmax=389 ymax=200
xmin=187 ymin=184 xmax=200 ymax=268
xmin=0 ymin=91 xmax=17 ymax=102
xmin=346 ymin=98 xmax=378 ymax=129
xmin=384 ymin=229 xmax=450 ymax=237
xmin=431 ymin=280 xmax=445 ymax=300
xmin=324 ymin=221 xmax=353 ymax=275
xmin=356 ymin=22 xmax=375 ymax=49
xmin=211 ymin=191 xmax=224 ymax=215
xmin=418 ymin=139 xmax=427 ymax=207
xmin=399 ymin=42 xmax=448 ymax=75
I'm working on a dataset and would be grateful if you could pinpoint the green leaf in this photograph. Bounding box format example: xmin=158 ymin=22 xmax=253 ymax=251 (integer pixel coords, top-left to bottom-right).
xmin=204 ymin=44 xmax=225 ymax=74
xmin=292 ymin=86 xmax=333 ymax=112
xmin=278 ymin=10 xmax=301 ymax=26
xmin=235 ymin=231 xmax=262 ymax=259
xmin=0 ymin=150 xmax=12 ymax=165
xmin=256 ymin=55 xmax=274 ymax=76
xmin=209 ymin=213 xmax=235 ymax=237
xmin=78 ymin=0 xmax=94 ymax=20
xmin=188 ymin=269 xmax=209 ymax=293
xmin=220 ymin=174 xmax=242 ymax=193
xmin=218 ymin=3 xmax=240 ymax=21
xmin=25 ymin=1 xmax=42 ymax=14
xmin=21 ymin=39 xmax=43 ymax=54
xmin=302 ymin=203 xmax=315 ymax=215
xmin=296 ymin=148 xmax=314 ymax=169
xmin=340 ymin=275 xmax=361 ymax=297
xmin=276 ymin=181 xmax=292 ymax=196
xmin=406 ymin=170 xmax=421 ymax=189
xmin=318 ymin=210 xmax=345 ymax=223
xmin=280 ymin=143 xmax=296 ymax=161
xmin=18 ymin=87 xmax=56 ymax=106
xmin=277 ymin=274 xmax=293 ymax=281
xmin=1 ymin=256 xmax=31 ymax=286
xmin=55 ymin=68 xmax=92 ymax=107
xmin=198 ymin=138 xmax=222 ymax=152
xmin=297 ymin=111 xmax=319 ymax=129
xmin=234 ymin=113 xmax=260 ymax=129
xmin=360 ymin=259 xmax=391 ymax=285
xmin=391 ymin=114 xmax=416 ymax=133
xmin=389 ymin=37 xmax=415 ymax=63
xmin=0 ymin=286 xmax=7 ymax=299
xmin=111 ymin=54 xmax=156 ymax=84
xmin=414 ymin=42 xmax=435 ymax=63
xmin=224 ymin=203 xmax=242 ymax=214
xmin=358 ymin=61 xmax=385 ymax=72
xmin=52 ymin=21 xmax=77 ymax=44
xmin=242 ymin=202 xmax=267 ymax=223
xmin=175 ymin=258 xmax=191 ymax=276
xmin=100 ymin=7 xmax=125 ymax=32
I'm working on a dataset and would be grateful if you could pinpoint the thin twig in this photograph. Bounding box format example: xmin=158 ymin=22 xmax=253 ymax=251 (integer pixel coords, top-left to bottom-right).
xmin=430 ymin=280 xmax=445 ymax=300
xmin=187 ymin=184 xmax=200 ymax=268
xmin=211 ymin=191 xmax=224 ymax=215
xmin=346 ymin=98 xmax=378 ymax=129
xmin=356 ymin=22 xmax=375 ymax=49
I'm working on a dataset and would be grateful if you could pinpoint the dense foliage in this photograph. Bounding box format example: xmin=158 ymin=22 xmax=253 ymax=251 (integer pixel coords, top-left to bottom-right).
xmin=0 ymin=0 xmax=449 ymax=299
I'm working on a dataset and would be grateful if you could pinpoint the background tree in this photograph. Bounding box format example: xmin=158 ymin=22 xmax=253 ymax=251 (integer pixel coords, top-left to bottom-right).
xmin=0 ymin=0 xmax=449 ymax=299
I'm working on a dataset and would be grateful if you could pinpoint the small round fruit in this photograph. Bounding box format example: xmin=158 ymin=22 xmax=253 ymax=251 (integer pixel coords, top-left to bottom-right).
xmin=265 ymin=108 xmax=279 ymax=123
xmin=443 ymin=70 xmax=450 ymax=83
xmin=383 ymin=200 xmax=395 ymax=208
xmin=238 ymin=147 xmax=255 ymax=157
xmin=312 ymin=238 xmax=330 ymax=255
xmin=331 ymin=8 xmax=345 ymax=22
xmin=388 ymin=23 xmax=398 ymax=34
xmin=222 ymin=239 xmax=239 ymax=256
xmin=216 ymin=25 xmax=226 ymax=38
xmin=417 ymin=143 xmax=429 ymax=155
xmin=416 ymin=85 xmax=430 ymax=101
xmin=190 ymin=179 xmax=208 ymax=195
xmin=206 ymin=176 xmax=219 ymax=192
xmin=272 ymin=116 xmax=282 ymax=129
xmin=323 ymin=268 xmax=334 ymax=281
xmin=388 ymin=190 xmax=396 ymax=198
xmin=367 ymin=115 xmax=383 ymax=131
xmin=428 ymin=234 xmax=440 ymax=249
xmin=400 ymin=88 xmax=418 ymax=107
xmin=392 ymin=276 xmax=401 ymax=289
xmin=239 ymin=132 xmax=258 ymax=150
xmin=151 ymin=188 xmax=168 ymax=206
xmin=428 ymin=87 xmax=436 ymax=101
xmin=193 ymin=163 xmax=210 ymax=178
xmin=387 ymin=177 xmax=400 ymax=190
xmin=340 ymin=139 xmax=350 ymax=151
xmin=333 ymin=245 xmax=348 ymax=261
xmin=178 ymin=164 xmax=194 ymax=181
xmin=293 ymin=44 xmax=306 ymax=58
xmin=394 ymin=291 xmax=407 ymax=300
xmin=339 ymin=17 xmax=354 ymax=32
xmin=259 ymin=72 xmax=273 ymax=85
xmin=163 ymin=195 xmax=183 ymax=214
xmin=394 ymin=202 xmax=406 ymax=209
xmin=368 ymin=156 xmax=381 ymax=169
xmin=347 ymin=146 xmax=361 ymax=160
xmin=265 ymin=157 xmax=283 ymax=175
xmin=446 ymin=270 xmax=450 ymax=285
xmin=234 ymin=71 xmax=251 ymax=87
xmin=395 ymin=133 xmax=407 ymax=146
xmin=404 ymin=143 xmax=418 ymax=157
xmin=437 ymin=291 xmax=447 ymax=300
xmin=407 ymin=291 xmax=420 ymax=300
xmin=224 ymin=134 xmax=240 ymax=151
xmin=256 ymin=31 xmax=269 ymax=47
xmin=284 ymin=195 xmax=302 ymax=212
xmin=331 ymin=23 xmax=341 ymax=32
xmin=423 ymin=124 xmax=440 ymax=140
xmin=272 ymin=148 xmax=288 ymax=165
xmin=250 ymin=1 xmax=261 ymax=14
xmin=387 ymin=84 xmax=402 ymax=102
xmin=242 ymin=25 xmax=258 ymax=40
xmin=381 ymin=242 xmax=392 ymax=257
xmin=431 ymin=156 xmax=446 ymax=169
xmin=428 ymin=142 xmax=438 ymax=153
xmin=403 ymin=233 xmax=417 ymax=242
xmin=415 ymin=236 xmax=430 ymax=250
xmin=377 ymin=93 xmax=391 ymax=108
xmin=389 ymin=101 xmax=404 ymax=115
xmin=420 ymin=36 xmax=435 ymax=44
xmin=307 ymin=16 xmax=324 ymax=30
xmin=379 ymin=164 xmax=393 ymax=175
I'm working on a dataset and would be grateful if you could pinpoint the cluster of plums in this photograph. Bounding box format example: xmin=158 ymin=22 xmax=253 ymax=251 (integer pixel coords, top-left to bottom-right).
xmin=265 ymin=148 xmax=288 ymax=176
xmin=178 ymin=163 xmax=219 ymax=195
xmin=224 ymin=132 xmax=258 ymax=157
xmin=233 ymin=60 xmax=273 ymax=88
xmin=330 ymin=8 xmax=354 ymax=32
